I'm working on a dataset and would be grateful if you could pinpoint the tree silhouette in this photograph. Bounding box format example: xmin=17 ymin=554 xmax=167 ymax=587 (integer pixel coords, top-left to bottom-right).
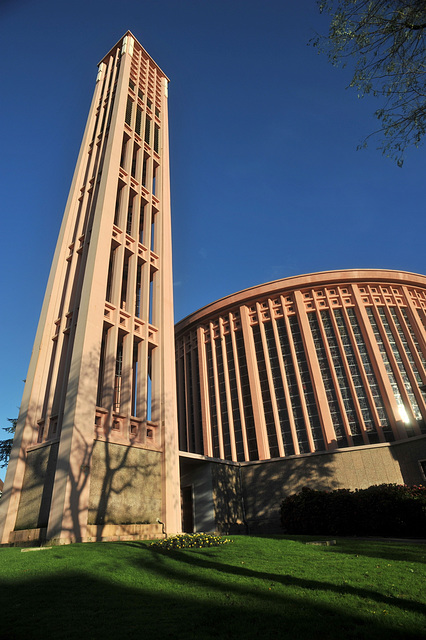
xmin=315 ymin=0 xmax=426 ymax=165
xmin=0 ymin=418 xmax=16 ymax=469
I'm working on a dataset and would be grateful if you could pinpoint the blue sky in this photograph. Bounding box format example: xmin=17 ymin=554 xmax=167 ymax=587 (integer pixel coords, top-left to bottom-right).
xmin=1 ymin=0 xmax=425 ymax=480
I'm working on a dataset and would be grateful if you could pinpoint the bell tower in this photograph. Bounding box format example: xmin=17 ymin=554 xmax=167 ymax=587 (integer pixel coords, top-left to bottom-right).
xmin=0 ymin=32 xmax=181 ymax=544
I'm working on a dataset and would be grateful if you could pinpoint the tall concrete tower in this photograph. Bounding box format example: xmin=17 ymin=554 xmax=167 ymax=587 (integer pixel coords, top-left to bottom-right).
xmin=0 ymin=32 xmax=181 ymax=544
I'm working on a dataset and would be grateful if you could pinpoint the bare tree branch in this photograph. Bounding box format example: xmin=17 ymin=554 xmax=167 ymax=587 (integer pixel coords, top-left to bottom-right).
xmin=314 ymin=0 xmax=426 ymax=164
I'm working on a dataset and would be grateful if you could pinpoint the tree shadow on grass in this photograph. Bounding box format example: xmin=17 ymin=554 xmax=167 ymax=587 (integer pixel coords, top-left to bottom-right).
xmin=322 ymin=539 xmax=426 ymax=565
xmin=254 ymin=534 xmax=426 ymax=565
xmin=0 ymin=564 xmax=422 ymax=640
xmin=120 ymin=541 xmax=426 ymax=621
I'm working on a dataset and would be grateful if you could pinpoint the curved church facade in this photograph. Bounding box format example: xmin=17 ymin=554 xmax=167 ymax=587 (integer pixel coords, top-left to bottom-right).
xmin=176 ymin=270 xmax=426 ymax=532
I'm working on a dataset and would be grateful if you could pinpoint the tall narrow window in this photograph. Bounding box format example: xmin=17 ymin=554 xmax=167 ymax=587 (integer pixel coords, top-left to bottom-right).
xmin=252 ymin=324 xmax=280 ymax=458
xmin=149 ymin=270 xmax=155 ymax=325
xmin=125 ymin=96 xmax=133 ymax=126
xmin=106 ymin=245 xmax=117 ymax=303
xmin=151 ymin=209 xmax=156 ymax=252
xmin=320 ymin=309 xmax=363 ymax=446
xmin=263 ymin=322 xmax=295 ymax=456
xmin=215 ymin=338 xmax=232 ymax=460
xmin=120 ymin=134 xmax=129 ymax=168
xmin=307 ymin=313 xmax=347 ymax=448
xmin=224 ymin=333 xmax=245 ymax=461
xmin=132 ymin=340 xmax=139 ymax=417
xmin=276 ymin=317 xmax=311 ymax=454
xmin=144 ymin=115 xmax=151 ymax=145
xmin=135 ymin=262 xmax=142 ymax=318
xmin=205 ymin=340 xmax=220 ymax=458
xmin=96 ymin=327 xmax=109 ymax=407
xmin=114 ymin=336 xmax=124 ymax=413
xmin=154 ymin=125 xmax=160 ymax=153
xmin=367 ymin=306 xmax=415 ymax=435
xmin=152 ymin=163 xmax=158 ymax=196
xmin=141 ymin=154 xmax=148 ymax=187
xmin=333 ymin=308 xmax=378 ymax=443
xmin=135 ymin=106 xmax=142 ymax=136
xmin=99 ymin=104 xmax=107 ymax=134
xmin=131 ymin=144 xmax=138 ymax=179
xmin=139 ymin=200 xmax=146 ymax=245
xmin=114 ymin=183 xmax=123 ymax=227
xmin=126 ymin=192 xmax=135 ymax=236
xmin=147 ymin=350 xmax=153 ymax=421
xmin=121 ymin=253 xmax=130 ymax=310
xmin=346 ymin=307 xmax=393 ymax=441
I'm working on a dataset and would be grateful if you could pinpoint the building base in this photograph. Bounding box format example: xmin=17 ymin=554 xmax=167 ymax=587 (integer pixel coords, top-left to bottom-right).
xmin=180 ymin=434 xmax=426 ymax=535
xmin=4 ymin=523 xmax=165 ymax=547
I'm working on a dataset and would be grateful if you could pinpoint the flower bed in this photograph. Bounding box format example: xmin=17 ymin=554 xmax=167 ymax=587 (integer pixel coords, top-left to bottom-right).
xmin=150 ymin=533 xmax=233 ymax=550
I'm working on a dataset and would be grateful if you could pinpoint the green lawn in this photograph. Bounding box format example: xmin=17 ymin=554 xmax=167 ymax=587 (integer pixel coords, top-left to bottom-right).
xmin=0 ymin=536 xmax=425 ymax=639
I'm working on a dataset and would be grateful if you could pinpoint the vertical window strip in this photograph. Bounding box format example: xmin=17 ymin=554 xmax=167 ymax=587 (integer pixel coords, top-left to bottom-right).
xmin=126 ymin=195 xmax=133 ymax=236
xmin=144 ymin=115 xmax=151 ymax=144
xmin=205 ymin=341 xmax=220 ymax=458
xmin=224 ymin=333 xmax=245 ymax=461
xmin=91 ymin=107 xmax=100 ymax=143
xmin=346 ymin=308 xmax=393 ymax=441
xmin=401 ymin=308 xmax=426 ymax=370
xmin=390 ymin=308 xmax=424 ymax=384
xmin=135 ymin=263 xmax=142 ymax=318
xmin=378 ymin=307 xmax=423 ymax=423
xmin=307 ymin=314 xmax=348 ymax=447
xmin=214 ymin=338 xmax=232 ymax=460
xmin=125 ymin=96 xmax=133 ymax=127
xmin=139 ymin=200 xmax=145 ymax=245
xmin=289 ymin=316 xmax=325 ymax=452
xmin=263 ymin=322 xmax=295 ymax=456
xmin=417 ymin=308 xmax=426 ymax=332
xmin=135 ymin=106 xmax=142 ymax=137
xmin=176 ymin=356 xmax=187 ymax=450
xmin=185 ymin=350 xmax=196 ymax=452
xmin=99 ymin=101 xmax=108 ymax=134
xmin=191 ymin=347 xmax=204 ymax=454
xmin=114 ymin=336 xmax=123 ymax=413
xmin=96 ymin=328 xmax=108 ymax=407
xmin=288 ymin=316 xmax=311 ymax=453
xmin=131 ymin=341 xmax=139 ymax=417
xmin=252 ymin=324 xmax=280 ymax=458
xmin=234 ymin=331 xmax=258 ymax=460
xmin=275 ymin=318 xmax=307 ymax=454
xmin=366 ymin=307 xmax=415 ymax=435
xmin=106 ymin=90 xmax=116 ymax=132
xmin=154 ymin=125 xmax=160 ymax=153
xmin=333 ymin=309 xmax=379 ymax=442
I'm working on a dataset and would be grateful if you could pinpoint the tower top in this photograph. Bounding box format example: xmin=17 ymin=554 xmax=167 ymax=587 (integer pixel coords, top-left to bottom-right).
xmin=99 ymin=30 xmax=169 ymax=81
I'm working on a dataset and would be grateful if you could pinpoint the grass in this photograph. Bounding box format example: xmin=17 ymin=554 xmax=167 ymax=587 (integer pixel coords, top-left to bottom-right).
xmin=0 ymin=535 xmax=425 ymax=639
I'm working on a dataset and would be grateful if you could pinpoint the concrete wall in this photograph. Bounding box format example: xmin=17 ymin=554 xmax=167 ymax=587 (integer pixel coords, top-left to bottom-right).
xmin=211 ymin=462 xmax=245 ymax=534
xmin=15 ymin=443 xmax=58 ymax=531
xmin=88 ymin=441 xmax=162 ymax=525
xmin=180 ymin=461 xmax=215 ymax=532
xmin=240 ymin=436 xmax=426 ymax=533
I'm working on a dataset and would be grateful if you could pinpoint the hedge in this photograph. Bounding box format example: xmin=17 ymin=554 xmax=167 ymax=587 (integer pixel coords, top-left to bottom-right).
xmin=280 ymin=484 xmax=426 ymax=537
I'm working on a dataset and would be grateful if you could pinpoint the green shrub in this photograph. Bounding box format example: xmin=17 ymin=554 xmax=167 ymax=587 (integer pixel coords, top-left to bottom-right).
xmin=150 ymin=533 xmax=233 ymax=550
xmin=280 ymin=484 xmax=426 ymax=537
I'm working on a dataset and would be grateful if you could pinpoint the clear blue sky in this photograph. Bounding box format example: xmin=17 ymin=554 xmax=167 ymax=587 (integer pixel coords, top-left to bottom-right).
xmin=1 ymin=0 xmax=425 ymax=480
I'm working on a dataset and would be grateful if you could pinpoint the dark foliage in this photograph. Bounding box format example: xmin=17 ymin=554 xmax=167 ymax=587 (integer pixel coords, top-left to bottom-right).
xmin=0 ymin=418 xmax=16 ymax=468
xmin=315 ymin=1 xmax=426 ymax=165
xmin=281 ymin=484 xmax=426 ymax=537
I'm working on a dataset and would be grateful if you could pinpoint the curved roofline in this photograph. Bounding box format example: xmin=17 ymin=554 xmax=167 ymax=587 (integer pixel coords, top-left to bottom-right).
xmin=175 ymin=268 xmax=426 ymax=334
